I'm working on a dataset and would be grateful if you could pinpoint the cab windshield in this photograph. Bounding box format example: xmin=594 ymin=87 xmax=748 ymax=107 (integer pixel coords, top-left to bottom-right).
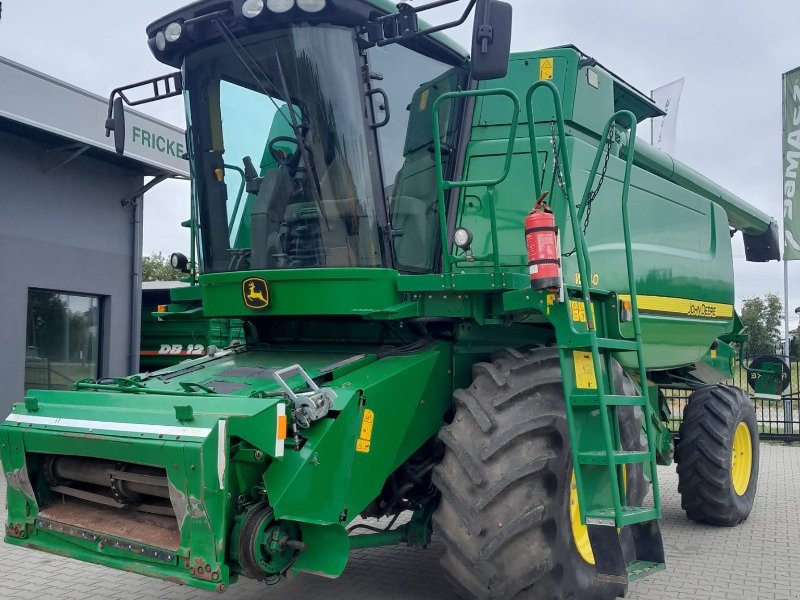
xmin=185 ymin=25 xmax=383 ymax=272
xmin=184 ymin=23 xmax=467 ymax=274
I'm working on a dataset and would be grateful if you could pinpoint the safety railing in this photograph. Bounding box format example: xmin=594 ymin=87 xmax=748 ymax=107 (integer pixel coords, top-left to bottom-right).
xmin=525 ymin=81 xmax=661 ymax=525
xmin=666 ymin=355 xmax=800 ymax=441
xmin=431 ymin=88 xmax=519 ymax=280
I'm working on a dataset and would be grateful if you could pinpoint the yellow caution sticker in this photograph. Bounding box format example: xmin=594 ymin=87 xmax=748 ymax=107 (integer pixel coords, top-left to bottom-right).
xmin=546 ymin=293 xmax=556 ymax=315
xmin=569 ymin=300 xmax=595 ymax=325
xmin=418 ymin=88 xmax=430 ymax=111
xmin=573 ymin=351 xmax=598 ymax=390
xmin=356 ymin=409 xmax=375 ymax=454
xmin=570 ymin=300 xmax=586 ymax=323
xmin=539 ymin=58 xmax=554 ymax=81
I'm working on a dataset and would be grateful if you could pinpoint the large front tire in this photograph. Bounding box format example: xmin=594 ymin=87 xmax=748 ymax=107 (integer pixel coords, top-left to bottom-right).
xmin=432 ymin=347 xmax=647 ymax=600
xmin=676 ymin=384 xmax=759 ymax=526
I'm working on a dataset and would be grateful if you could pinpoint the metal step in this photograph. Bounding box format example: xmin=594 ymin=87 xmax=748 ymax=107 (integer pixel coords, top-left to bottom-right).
xmin=565 ymin=286 xmax=615 ymax=297
xmin=565 ymin=338 xmax=638 ymax=351
xmin=626 ymin=560 xmax=666 ymax=582
xmin=590 ymin=521 xmax=666 ymax=588
xmin=596 ymin=338 xmax=638 ymax=351
xmin=570 ymin=392 xmax=647 ymax=407
xmin=578 ymin=450 xmax=651 ymax=465
xmin=586 ymin=507 xmax=659 ymax=527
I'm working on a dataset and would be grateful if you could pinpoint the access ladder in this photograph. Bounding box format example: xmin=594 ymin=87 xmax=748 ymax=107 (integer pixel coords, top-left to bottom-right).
xmin=430 ymin=81 xmax=665 ymax=589
xmin=526 ymin=81 xmax=664 ymax=586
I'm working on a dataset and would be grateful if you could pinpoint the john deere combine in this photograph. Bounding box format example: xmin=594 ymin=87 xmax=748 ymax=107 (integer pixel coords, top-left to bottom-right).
xmin=1 ymin=1 xmax=779 ymax=598
xmin=140 ymin=282 xmax=245 ymax=372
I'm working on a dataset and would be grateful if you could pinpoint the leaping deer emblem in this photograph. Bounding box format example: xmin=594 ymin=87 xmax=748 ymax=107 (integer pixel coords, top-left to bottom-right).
xmin=243 ymin=278 xmax=269 ymax=309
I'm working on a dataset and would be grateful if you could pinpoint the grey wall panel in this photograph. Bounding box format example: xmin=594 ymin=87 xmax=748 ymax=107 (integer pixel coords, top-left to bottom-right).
xmin=0 ymin=128 xmax=143 ymax=414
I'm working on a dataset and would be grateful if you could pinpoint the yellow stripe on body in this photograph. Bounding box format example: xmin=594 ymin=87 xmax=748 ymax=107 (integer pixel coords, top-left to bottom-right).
xmin=618 ymin=295 xmax=733 ymax=320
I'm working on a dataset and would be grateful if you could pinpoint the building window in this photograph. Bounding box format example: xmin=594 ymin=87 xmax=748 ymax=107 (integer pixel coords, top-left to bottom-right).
xmin=25 ymin=290 xmax=102 ymax=391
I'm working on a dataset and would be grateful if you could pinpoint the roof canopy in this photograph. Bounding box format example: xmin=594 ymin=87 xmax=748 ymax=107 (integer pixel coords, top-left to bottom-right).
xmin=0 ymin=56 xmax=189 ymax=178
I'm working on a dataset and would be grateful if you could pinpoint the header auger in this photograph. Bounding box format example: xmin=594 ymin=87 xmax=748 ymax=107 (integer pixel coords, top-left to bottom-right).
xmin=2 ymin=1 xmax=776 ymax=598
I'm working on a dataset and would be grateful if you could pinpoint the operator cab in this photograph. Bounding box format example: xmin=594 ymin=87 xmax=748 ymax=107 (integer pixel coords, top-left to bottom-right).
xmin=114 ymin=0 xmax=509 ymax=275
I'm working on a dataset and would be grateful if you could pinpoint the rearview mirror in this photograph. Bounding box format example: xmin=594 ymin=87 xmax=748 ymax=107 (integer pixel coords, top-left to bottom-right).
xmin=105 ymin=96 xmax=126 ymax=155
xmin=471 ymin=0 xmax=512 ymax=81
xmin=104 ymin=72 xmax=183 ymax=156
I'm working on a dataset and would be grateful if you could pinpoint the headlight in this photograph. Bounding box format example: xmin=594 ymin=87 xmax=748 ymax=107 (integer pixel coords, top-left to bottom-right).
xmin=297 ymin=0 xmax=326 ymax=12
xmin=155 ymin=31 xmax=167 ymax=52
xmin=453 ymin=228 xmax=473 ymax=249
xmin=266 ymin=0 xmax=295 ymax=12
xmin=170 ymin=252 xmax=189 ymax=272
xmin=242 ymin=0 xmax=265 ymax=18
xmin=164 ymin=22 xmax=183 ymax=43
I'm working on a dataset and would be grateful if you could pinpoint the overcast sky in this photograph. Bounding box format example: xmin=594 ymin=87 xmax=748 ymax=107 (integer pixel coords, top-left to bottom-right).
xmin=1 ymin=1 xmax=798 ymax=326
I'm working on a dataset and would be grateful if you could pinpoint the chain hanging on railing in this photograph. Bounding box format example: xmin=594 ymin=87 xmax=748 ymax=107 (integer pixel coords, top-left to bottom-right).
xmin=581 ymin=127 xmax=615 ymax=234
xmin=549 ymin=120 xmax=569 ymax=201
xmin=560 ymin=124 xmax=615 ymax=258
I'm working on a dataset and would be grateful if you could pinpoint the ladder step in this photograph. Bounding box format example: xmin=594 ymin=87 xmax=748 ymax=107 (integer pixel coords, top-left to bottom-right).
xmin=586 ymin=507 xmax=659 ymax=527
xmin=565 ymin=286 xmax=615 ymax=297
xmin=626 ymin=561 xmax=666 ymax=583
xmin=571 ymin=392 xmax=647 ymax=407
xmin=595 ymin=338 xmax=639 ymax=351
xmin=578 ymin=451 xmax=652 ymax=465
xmin=565 ymin=338 xmax=638 ymax=351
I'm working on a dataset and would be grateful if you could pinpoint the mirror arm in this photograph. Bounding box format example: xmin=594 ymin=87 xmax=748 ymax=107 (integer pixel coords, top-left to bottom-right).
xmin=104 ymin=71 xmax=184 ymax=155
xmin=365 ymin=0 xmax=478 ymax=48
xmin=106 ymin=73 xmax=184 ymax=129
xmin=404 ymin=0 xmax=465 ymax=12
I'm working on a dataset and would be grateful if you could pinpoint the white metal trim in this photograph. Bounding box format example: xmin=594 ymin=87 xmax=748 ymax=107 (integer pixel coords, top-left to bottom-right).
xmin=0 ymin=107 xmax=188 ymax=177
xmin=3 ymin=413 xmax=212 ymax=439
xmin=275 ymin=403 xmax=286 ymax=458
xmin=217 ymin=419 xmax=227 ymax=490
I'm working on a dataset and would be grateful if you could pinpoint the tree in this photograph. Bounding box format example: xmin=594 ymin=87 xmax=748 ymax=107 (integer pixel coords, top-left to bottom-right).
xmin=790 ymin=330 xmax=800 ymax=357
xmin=141 ymin=252 xmax=183 ymax=282
xmin=739 ymin=293 xmax=783 ymax=356
xmin=27 ymin=291 xmax=67 ymax=359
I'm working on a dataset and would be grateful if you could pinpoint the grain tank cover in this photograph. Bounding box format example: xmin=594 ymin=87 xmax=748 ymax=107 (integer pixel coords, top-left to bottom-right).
xmin=560 ymin=46 xmax=666 ymax=123
xmin=551 ymin=46 xmax=779 ymax=260
xmin=628 ymin=142 xmax=780 ymax=261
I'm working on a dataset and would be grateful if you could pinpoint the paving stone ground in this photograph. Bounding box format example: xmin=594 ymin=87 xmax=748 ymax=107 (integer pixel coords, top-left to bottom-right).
xmin=2 ymin=443 xmax=799 ymax=599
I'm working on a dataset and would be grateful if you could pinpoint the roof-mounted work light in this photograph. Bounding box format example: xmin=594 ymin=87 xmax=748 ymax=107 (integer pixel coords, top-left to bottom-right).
xmin=164 ymin=22 xmax=183 ymax=43
xmin=242 ymin=0 xmax=265 ymax=18
xmin=297 ymin=0 xmax=326 ymax=12
xmin=266 ymin=0 xmax=294 ymax=13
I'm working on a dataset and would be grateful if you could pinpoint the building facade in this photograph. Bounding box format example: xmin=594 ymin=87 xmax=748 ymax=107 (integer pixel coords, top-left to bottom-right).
xmin=0 ymin=57 xmax=188 ymax=414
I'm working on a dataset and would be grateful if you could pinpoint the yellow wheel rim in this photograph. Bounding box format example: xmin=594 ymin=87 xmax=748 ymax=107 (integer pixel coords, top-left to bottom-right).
xmin=570 ymin=471 xmax=595 ymax=565
xmin=731 ymin=421 xmax=753 ymax=496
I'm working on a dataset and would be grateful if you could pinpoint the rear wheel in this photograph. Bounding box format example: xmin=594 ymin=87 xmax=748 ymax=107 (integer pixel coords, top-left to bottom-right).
xmin=676 ymin=384 xmax=759 ymax=526
xmin=432 ymin=347 xmax=648 ymax=600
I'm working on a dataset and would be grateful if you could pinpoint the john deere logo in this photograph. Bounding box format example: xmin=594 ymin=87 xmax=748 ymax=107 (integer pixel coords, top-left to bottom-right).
xmin=242 ymin=277 xmax=270 ymax=310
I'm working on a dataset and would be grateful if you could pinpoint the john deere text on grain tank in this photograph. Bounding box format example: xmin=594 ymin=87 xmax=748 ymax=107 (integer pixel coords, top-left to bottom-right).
xmin=1 ymin=1 xmax=780 ymax=598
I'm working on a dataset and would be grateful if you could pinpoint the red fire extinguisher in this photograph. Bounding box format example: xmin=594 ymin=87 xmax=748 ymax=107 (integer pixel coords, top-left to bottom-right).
xmin=525 ymin=193 xmax=561 ymax=291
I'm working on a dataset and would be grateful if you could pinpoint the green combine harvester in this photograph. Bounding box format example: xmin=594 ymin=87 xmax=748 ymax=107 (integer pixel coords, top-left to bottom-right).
xmin=140 ymin=282 xmax=245 ymax=372
xmin=1 ymin=1 xmax=780 ymax=598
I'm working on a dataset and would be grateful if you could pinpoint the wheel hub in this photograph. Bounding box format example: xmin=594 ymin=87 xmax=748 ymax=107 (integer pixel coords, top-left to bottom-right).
xmin=236 ymin=504 xmax=301 ymax=582
xmin=731 ymin=421 xmax=753 ymax=496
